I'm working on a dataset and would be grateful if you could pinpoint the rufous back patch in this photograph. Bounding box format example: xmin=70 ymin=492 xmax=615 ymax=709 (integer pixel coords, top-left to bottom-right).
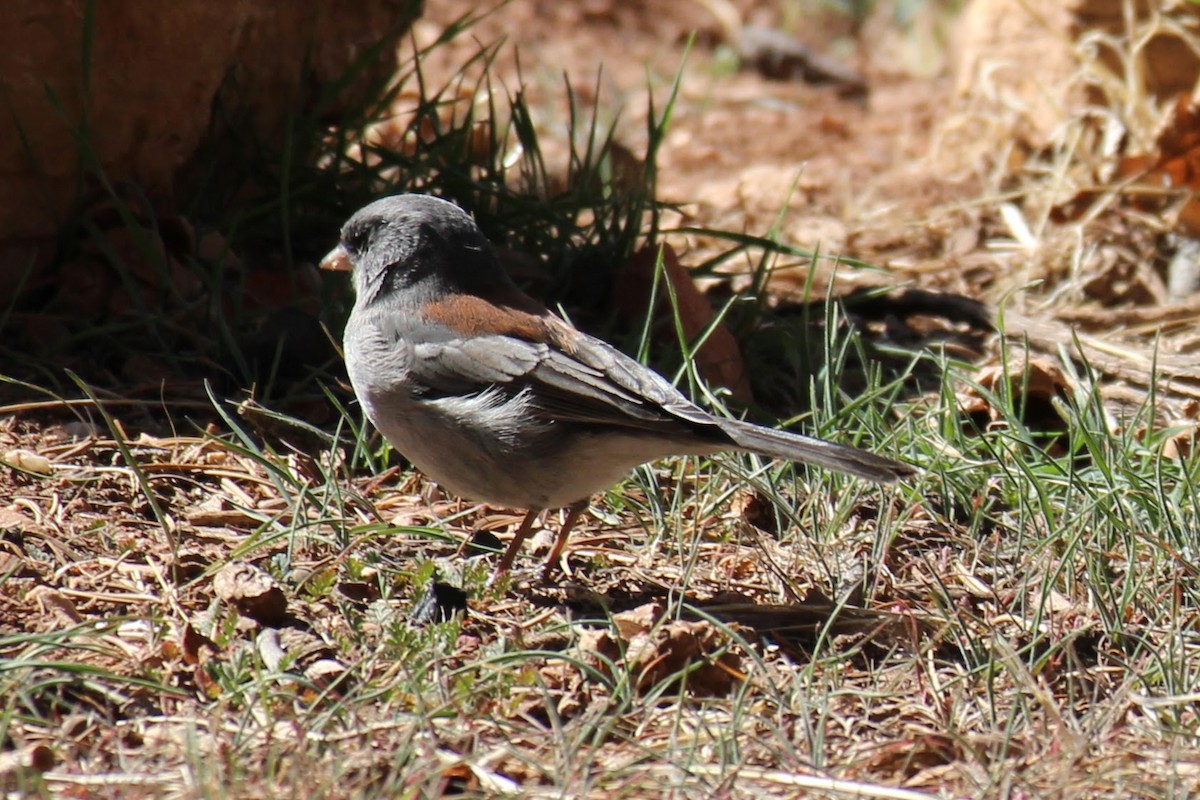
xmin=422 ymin=285 xmax=580 ymax=355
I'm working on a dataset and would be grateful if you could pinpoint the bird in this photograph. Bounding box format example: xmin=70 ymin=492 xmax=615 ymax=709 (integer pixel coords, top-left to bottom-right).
xmin=321 ymin=193 xmax=913 ymax=575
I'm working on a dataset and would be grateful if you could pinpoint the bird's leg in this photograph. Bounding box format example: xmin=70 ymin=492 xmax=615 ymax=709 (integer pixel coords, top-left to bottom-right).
xmin=541 ymin=500 xmax=588 ymax=578
xmin=495 ymin=509 xmax=542 ymax=573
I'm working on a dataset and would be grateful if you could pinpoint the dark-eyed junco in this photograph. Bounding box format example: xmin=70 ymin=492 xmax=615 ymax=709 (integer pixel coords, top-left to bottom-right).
xmin=322 ymin=194 xmax=913 ymax=574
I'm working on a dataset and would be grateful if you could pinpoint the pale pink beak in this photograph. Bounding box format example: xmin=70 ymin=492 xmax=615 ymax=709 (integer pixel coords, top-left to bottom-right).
xmin=320 ymin=244 xmax=352 ymax=272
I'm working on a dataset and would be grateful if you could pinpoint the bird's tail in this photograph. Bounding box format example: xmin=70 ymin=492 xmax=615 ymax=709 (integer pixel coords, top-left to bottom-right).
xmin=720 ymin=418 xmax=915 ymax=483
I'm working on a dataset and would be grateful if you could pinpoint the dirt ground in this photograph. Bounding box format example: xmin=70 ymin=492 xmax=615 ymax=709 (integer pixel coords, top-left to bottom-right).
xmin=415 ymin=0 xmax=969 ymax=288
xmin=5 ymin=0 xmax=1200 ymax=797
xmin=411 ymin=0 xmax=1200 ymax=415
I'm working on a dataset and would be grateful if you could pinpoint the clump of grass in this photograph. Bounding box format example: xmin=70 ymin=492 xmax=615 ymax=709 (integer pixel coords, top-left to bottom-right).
xmin=3 ymin=7 xmax=691 ymax=416
xmin=22 ymin=2 xmax=1200 ymax=799
xmin=0 ymin=12 xmax=928 ymax=795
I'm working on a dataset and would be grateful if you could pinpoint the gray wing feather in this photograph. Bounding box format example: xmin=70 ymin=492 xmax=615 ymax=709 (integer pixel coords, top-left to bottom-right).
xmin=408 ymin=331 xmax=721 ymax=436
xmin=412 ymin=338 xmax=546 ymax=390
xmin=390 ymin=318 xmax=911 ymax=482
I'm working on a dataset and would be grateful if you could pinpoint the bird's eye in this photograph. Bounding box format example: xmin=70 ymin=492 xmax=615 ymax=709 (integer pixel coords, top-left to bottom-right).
xmin=344 ymin=227 xmax=368 ymax=255
xmin=345 ymin=218 xmax=389 ymax=255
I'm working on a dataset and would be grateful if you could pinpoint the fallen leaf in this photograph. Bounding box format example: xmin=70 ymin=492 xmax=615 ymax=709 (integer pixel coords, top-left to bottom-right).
xmin=213 ymin=562 xmax=289 ymax=626
xmin=576 ymin=602 xmax=743 ymax=697
xmin=1 ymin=449 xmax=52 ymax=475
xmin=0 ymin=506 xmax=37 ymax=531
xmin=304 ymin=658 xmax=351 ymax=694
xmin=960 ymin=353 xmax=1072 ymax=445
xmin=182 ymin=623 xmax=220 ymax=666
xmin=727 ymin=488 xmax=778 ymax=534
xmin=1052 ymin=93 xmax=1200 ymax=236
xmin=27 ymin=585 xmax=82 ymax=625
xmin=1162 ymin=424 xmax=1196 ymax=460
xmin=975 ymin=354 xmax=1068 ymax=399
xmin=0 ymin=744 xmax=55 ymax=780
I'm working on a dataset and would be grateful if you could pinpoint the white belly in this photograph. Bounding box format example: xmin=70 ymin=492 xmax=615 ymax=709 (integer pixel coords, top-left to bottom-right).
xmin=344 ymin=319 xmax=705 ymax=511
xmin=355 ymin=383 xmax=681 ymax=510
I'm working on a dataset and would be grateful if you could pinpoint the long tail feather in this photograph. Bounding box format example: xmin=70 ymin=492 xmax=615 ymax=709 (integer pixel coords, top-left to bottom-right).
xmin=720 ymin=418 xmax=914 ymax=483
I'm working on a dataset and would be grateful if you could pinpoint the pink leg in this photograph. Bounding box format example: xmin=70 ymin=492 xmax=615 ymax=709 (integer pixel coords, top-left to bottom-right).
xmin=541 ymin=501 xmax=588 ymax=577
xmin=495 ymin=509 xmax=541 ymax=573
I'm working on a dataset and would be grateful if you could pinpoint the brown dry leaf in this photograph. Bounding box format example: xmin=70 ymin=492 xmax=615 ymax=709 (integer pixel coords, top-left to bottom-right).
xmin=181 ymin=623 xmax=220 ymax=666
xmin=0 ymin=506 xmax=38 ymax=531
xmin=961 ymin=353 xmax=1071 ymax=436
xmin=534 ymin=658 xmax=591 ymax=719
xmin=577 ymin=602 xmax=743 ymax=697
xmin=611 ymin=602 xmax=660 ymax=640
xmin=575 ymin=627 xmax=623 ymax=681
xmin=304 ymin=658 xmax=351 ymax=694
xmin=613 ymin=242 xmax=753 ymax=403
xmin=1137 ymin=94 xmax=1200 ymax=237
xmin=159 ymin=637 xmax=182 ymax=661
xmin=850 ymin=733 xmax=967 ymax=784
xmin=727 ymin=488 xmax=779 ymax=535
xmin=213 ymin=562 xmax=289 ymax=626
xmin=626 ymin=618 xmax=743 ymax=696
xmin=194 ymin=662 xmax=221 ymax=699
xmin=277 ymin=626 xmax=337 ymax=666
xmin=976 ymin=354 xmax=1068 ymax=399
xmin=1 ymin=448 xmax=52 ymax=475
xmin=0 ymin=744 xmax=55 ymax=780
xmin=27 ymin=585 xmax=83 ymax=625
xmin=438 ymin=763 xmax=477 ymax=794
xmin=1079 ymin=244 xmax=1168 ymax=307
xmin=1053 ymin=94 xmax=1200 ymax=236
xmin=1162 ymin=424 xmax=1196 ymax=460
xmin=1153 ymin=96 xmax=1200 ymax=171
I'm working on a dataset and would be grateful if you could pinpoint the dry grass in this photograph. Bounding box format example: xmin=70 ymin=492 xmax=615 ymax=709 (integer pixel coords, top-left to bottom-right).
xmin=5 ymin=1 xmax=1200 ymax=799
